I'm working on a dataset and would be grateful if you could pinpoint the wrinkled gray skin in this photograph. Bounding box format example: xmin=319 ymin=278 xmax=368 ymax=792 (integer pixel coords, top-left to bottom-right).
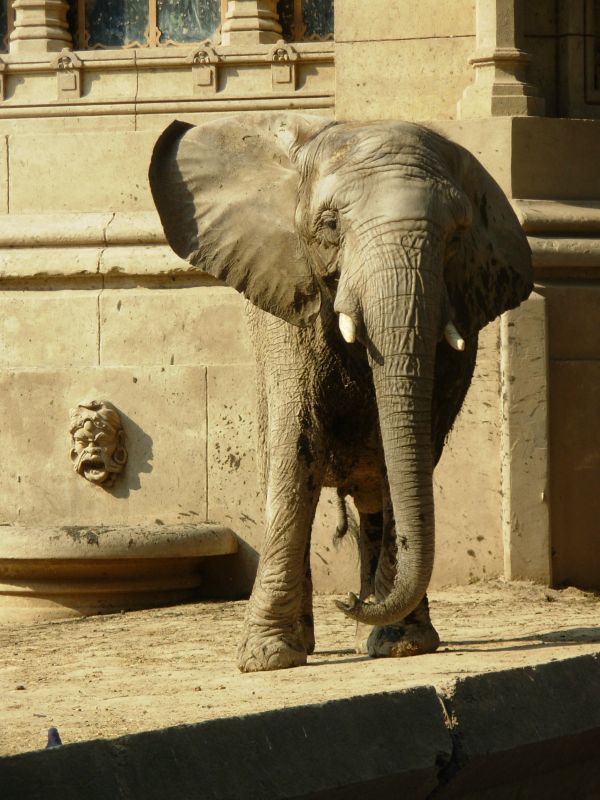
xmin=149 ymin=114 xmax=533 ymax=673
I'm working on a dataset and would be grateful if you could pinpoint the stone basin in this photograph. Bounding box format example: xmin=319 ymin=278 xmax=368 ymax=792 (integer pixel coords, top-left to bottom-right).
xmin=0 ymin=523 xmax=238 ymax=623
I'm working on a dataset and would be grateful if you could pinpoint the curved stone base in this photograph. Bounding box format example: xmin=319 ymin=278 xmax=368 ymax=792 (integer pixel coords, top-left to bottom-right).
xmin=0 ymin=524 xmax=238 ymax=623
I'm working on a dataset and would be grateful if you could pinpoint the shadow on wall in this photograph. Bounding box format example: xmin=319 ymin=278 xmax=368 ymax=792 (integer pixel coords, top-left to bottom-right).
xmin=199 ymin=539 xmax=259 ymax=600
xmin=109 ymin=410 xmax=153 ymax=498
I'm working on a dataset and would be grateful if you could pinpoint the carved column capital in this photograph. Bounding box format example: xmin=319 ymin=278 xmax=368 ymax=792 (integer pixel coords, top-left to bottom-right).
xmin=221 ymin=0 xmax=282 ymax=46
xmin=458 ymin=0 xmax=545 ymax=118
xmin=10 ymin=0 xmax=72 ymax=54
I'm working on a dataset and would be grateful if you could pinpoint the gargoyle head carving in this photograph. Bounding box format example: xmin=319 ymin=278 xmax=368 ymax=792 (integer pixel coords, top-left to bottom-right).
xmin=69 ymin=399 xmax=127 ymax=487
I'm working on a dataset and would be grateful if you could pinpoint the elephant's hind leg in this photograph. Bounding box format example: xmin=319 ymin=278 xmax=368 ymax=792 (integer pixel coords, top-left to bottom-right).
xmin=354 ymin=507 xmax=440 ymax=658
xmin=366 ymin=595 xmax=440 ymax=658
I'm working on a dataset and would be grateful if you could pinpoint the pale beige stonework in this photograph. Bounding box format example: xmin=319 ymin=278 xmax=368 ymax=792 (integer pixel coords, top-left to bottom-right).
xmin=500 ymin=293 xmax=550 ymax=584
xmin=432 ymin=322 xmax=504 ymax=587
xmin=336 ymin=38 xmax=475 ymax=122
xmin=458 ymin=0 xmax=545 ymax=118
xmin=0 ymin=524 xmax=238 ymax=622
xmin=10 ymin=0 xmax=71 ymax=54
xmin=221 ymin=1 xmax=281 ymax=46
xmin=8 ymin=131 xmax=158 ymax=213
xmin=100 ymin=287 xmax=253 ymax=368
xmin=0 ymin=0 xmax=598 ymax=623
xmin=0 ymin=290 xmax=100 ymax=368
xmin=0 ymin=367 xmax=208 ymax=528
xmin=336 ymin=0 xmax=475 ymax=41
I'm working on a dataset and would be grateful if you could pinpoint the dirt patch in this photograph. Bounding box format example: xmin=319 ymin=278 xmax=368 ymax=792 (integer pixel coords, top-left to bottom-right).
xmin=1 ymin=580 xmax=599 ymax=756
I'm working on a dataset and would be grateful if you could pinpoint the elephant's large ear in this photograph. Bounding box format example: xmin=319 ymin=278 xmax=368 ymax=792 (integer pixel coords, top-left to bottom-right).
xmin=149 ymin=114 xmax=332 ymax=326
xmin=444 ymin=145 xmax=533 ymax=336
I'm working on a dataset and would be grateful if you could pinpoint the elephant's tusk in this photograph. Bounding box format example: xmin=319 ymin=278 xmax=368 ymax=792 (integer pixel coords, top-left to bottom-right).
xmin=338 ymin=313 xmax=357 ymax=344
xmin=444 ymin=321 xmax=465 ymax=352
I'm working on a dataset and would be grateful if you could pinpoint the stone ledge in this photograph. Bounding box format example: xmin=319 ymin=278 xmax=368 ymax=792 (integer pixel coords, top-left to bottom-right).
xmin=1 ymin=42 xmax=334 ymax=69
xmin=0 ymin=524 xmax=238 ymax=622
xmin=513 ymin=199 xmax=600 ymax=235
xmin=437 ymin=654 xmax=600 ymax=797
xmin=0 ymin=523 xmax=238 ymax=559
xmin=0 ymin=209 xmax=599 ymax=282
xmin=1 ymin=654 xmax=599 ymax=798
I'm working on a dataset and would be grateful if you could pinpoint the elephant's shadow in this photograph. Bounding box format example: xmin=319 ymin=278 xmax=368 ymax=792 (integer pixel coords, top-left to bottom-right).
xmin=444 ymin=626 xmax=600 ymax=654
xmin=309 ymin=627 xmax=600 ymax=665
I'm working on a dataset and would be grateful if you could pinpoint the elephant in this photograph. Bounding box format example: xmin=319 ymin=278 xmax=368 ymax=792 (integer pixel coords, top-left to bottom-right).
xmin=149 ymin=113 xmax=533 ymax=673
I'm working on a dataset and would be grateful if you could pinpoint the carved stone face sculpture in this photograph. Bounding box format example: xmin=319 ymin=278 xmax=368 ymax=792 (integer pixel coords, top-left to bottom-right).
xmin=69 ymin=400 xmax=127 ymax=487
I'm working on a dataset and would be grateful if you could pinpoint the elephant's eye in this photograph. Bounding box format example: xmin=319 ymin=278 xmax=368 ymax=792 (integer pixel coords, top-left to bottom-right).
xmin=317 ymin=211 xmax=340 ymax=246
xmin=322 ymin=213 xmax=337 ymax=231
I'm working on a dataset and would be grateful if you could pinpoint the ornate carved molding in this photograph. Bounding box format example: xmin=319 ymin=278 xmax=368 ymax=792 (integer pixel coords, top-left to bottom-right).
xmin=270 ymin=41 xmax=297 ymax=90
xmin=186 ymin=44 xmax=220 ymax=96
xmin=51 ymin=49 xmax=82 ymax=100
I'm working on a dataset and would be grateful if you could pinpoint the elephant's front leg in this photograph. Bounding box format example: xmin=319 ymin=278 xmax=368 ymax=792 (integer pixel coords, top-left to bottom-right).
xmin=237 ymin=443 xmax=323 ymax=673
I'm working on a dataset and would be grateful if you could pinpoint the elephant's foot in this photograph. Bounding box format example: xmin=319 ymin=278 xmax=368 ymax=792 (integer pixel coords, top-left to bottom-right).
xmin=360 ymin=620 xmax=440 ymax=658
xmin=237 ymin=629 xmax=307 ymax=673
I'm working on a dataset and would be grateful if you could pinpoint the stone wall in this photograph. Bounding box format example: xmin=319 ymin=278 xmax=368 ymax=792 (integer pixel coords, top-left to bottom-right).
xmin=1 ymin=0 xmax=599 ymax=615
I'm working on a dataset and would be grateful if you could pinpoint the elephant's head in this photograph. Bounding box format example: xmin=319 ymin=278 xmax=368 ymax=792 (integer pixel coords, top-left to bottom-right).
xmin=149 ymin=114 xmax=532 ymax=627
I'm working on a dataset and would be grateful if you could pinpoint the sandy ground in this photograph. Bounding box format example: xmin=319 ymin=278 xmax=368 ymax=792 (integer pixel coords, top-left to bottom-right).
xmin=1 ymin=580 xmax=600 ymax=757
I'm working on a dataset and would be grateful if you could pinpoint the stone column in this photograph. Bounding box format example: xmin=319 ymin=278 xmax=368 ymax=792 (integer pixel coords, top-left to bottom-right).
xmin=458 ymin=0 xmax=544 ymax=118
xmin=221 ymin=0 xmax=282 ymax=46
xmin=10 ymin=0 xmax=72 ymax=54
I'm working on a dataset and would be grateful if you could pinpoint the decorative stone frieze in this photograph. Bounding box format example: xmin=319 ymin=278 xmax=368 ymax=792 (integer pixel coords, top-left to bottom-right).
xmin=10 ymin=0 xmax=72 ymax=54
xmin=186 ymin=44 xmax=220 ymax=96
xmin=459 ymin=0 xmax=545 ymax=118
xmin=69 ymin=399 xmax=128 ymax=488
xmin=270 ymin=41 xmax=298 ymax=90
xmin=221 ymin=0 xmax=282 ymax=46
xmin=51 ymin=49 xmax=82 ymax=100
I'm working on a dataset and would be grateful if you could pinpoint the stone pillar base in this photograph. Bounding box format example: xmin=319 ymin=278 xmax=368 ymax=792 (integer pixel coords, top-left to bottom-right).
xmin=459 ymin=48 xmax=545 ymax=118
xmin=10 ymin=0 xmax=72 ymax=54
xmin=221 ymin=0 xmax=282 ymax=46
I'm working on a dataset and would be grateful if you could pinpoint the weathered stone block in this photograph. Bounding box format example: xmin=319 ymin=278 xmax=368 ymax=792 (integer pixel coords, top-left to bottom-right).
xmin=438 ymin=655 xmax=600 ymax=798
xmin=0 ymin=290 xmax=99 ymax=368
xmin=336 ymin=38 xmax=475 ymax=122
xmin=541 ymin=283 xmax=600 ymax=361
xmin=0 ymin=688 xmax=452 ymax=799
xmin=0 ymin=367 xmax=207 ymax=527
xmin=100 ymin=286 xmax=253 ymax=367
xmin=336 ymin=0 xmax=475 ymax=41
xmin=9 ymin=131 xmax=157 ymax=213
xmin=512 ymin=118 xmax=600 ymax=200
xmin=501 ymin=294 xmax=550 ymax=584
xmin=549 ymin=361 xmax=600 ymax=588
xmin=432 ymin=320 xmax=503 ymax=587
xmin=206 ymin=363 xmax=261 ymax=596
xmin=0 ymin=136 xmax=7 ymax=214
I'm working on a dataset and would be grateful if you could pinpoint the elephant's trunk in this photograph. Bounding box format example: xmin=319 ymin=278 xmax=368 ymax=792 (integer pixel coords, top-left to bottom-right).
xmin=337 ymin=232 xmax=441 ymax=626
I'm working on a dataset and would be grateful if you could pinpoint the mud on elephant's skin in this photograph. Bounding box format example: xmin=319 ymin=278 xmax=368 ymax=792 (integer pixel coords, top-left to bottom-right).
xmin=149 ymin=114 xmax=533 ymax=673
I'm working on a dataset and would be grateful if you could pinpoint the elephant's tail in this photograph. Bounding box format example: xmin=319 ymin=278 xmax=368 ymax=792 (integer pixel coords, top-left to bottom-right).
xmin=332 ymin=490 xmax=357 ymax=547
